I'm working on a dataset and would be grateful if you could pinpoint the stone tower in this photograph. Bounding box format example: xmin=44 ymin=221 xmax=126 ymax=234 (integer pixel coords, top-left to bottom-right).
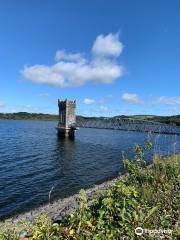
xmin=57 ymin=99 xmax=77 ymax=138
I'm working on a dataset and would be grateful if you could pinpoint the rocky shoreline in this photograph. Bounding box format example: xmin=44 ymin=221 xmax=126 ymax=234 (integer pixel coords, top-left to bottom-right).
xmin=1 ymin=174 xmax=123 ymax=226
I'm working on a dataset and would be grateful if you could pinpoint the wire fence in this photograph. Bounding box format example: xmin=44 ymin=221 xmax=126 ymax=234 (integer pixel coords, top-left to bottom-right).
xmin=76 ymin=118 xmax=180 ymax=135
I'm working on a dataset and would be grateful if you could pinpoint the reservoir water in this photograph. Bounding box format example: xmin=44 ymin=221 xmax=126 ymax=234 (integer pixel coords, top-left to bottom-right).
xmin=0 ymin=119 xmax=180 ymax=220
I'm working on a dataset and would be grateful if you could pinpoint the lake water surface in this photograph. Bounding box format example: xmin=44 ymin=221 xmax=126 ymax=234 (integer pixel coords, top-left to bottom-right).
xmin=0 ymin=119 xmax=180 ymax=219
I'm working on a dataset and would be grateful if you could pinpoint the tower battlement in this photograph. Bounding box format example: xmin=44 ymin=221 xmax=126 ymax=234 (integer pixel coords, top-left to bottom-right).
xmin=58 ymin=99 xmax=76 ymax=110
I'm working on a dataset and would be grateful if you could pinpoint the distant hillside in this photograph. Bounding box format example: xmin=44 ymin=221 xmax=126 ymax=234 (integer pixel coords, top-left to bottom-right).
xmin=146 ymin=115 xmax=180 ymax=126
xmin=113 ymin=115 xmax=180 ymax=126
xmin=0 ymin=112 xmax=88 ymax=122
xmin=113 ymin=115 xmax=156 ymax=120
xmin=0 ymin=112 xmax=180 ymax=126
xmin=0 ymin=112 xmax=58 ymax=121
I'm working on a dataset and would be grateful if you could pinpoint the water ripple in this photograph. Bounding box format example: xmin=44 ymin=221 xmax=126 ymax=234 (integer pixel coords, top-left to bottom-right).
xmin=0 ymin=119 xmax=179 ymax=219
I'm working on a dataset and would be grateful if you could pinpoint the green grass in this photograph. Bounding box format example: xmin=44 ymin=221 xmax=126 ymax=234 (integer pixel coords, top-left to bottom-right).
xmin=0 ymin=143 xmax=180 ymax=239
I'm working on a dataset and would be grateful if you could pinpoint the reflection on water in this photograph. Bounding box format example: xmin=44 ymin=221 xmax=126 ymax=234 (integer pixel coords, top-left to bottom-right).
xmin=0 ymin=119 xmax=179 ymax=219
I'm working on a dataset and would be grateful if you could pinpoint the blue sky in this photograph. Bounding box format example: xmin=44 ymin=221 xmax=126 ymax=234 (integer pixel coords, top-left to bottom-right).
xmin=0 ymin=0 xmax=180 ymax=116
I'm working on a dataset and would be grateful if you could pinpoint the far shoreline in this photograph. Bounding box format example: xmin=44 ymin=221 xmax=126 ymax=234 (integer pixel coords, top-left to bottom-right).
xmin=0 ymin=112 xmax=180 ymax=126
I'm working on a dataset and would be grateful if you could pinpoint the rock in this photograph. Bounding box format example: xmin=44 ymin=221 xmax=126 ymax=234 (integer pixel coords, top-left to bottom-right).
xmin=1 ymin=174 xmax=123 ymax=226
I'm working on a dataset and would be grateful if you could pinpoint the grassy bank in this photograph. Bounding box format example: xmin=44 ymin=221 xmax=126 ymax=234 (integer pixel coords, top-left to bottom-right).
xmin=0 ymin=144 xmax=180 ymax=239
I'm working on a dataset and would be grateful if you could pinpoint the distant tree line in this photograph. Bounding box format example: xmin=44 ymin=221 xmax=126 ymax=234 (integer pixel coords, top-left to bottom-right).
xmin=0 ymin=112 xmax=58 ymax=121
xmin=0 ymin=112 xmax=179 ymax=126
xmin=113 ymin=115 xmax=180 ymax=126
xmin=146 ymin=115 xmax=180 ymax=126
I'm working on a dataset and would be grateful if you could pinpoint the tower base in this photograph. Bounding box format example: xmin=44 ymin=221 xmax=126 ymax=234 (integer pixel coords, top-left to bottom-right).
xmin=57 ymin=127 xmax=76 ymax=139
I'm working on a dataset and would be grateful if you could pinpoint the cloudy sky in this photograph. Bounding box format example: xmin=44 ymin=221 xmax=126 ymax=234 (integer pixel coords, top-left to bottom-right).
xmin=0 ymin=0 xmax=180 ymax=116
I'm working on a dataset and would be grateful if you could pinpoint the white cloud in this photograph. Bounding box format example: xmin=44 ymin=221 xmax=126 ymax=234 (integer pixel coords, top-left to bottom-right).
xmin=16 ymin=104 xmax=46 ymax=113
xmin=99 ymin=94 xmax=113 ymax=104
xmin=55 ymin=50 xmax=86 ymax=64
xmin=164 ymin=106 xmax=180 ymax=114
xmin=174 ymin=108 xmax=180 ymax=113
xmin=21 ymin=33 xmax=124 ymax=88
xmin=39 ymin=92 xmax=49 ymax=97
xmin=121 ymin=93 xmax=142 ymax=104
xmin=99 ymin=105 xmax=108 ymax=112
xmin=157 ymin=96 xmax=180 ymax=105
xmin=83 ymin=98 xmax=96 ymax=104
xmin=121 ymin=94 xmax=180 ymax=107
xmin=92 ymin=33 xmax=123 ymax=57
xmin=82 ymin=105 xmax=109 ymax=116
xmin=0 ymin=101 xmax=5 ymax=108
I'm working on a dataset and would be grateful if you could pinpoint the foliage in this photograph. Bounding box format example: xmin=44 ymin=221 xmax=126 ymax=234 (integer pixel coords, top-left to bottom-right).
xmin=114 ymin=114 xmax=180 ymax=126
xmin=0 ymin=112 xmax=180 ymax=126
xmin=0 ymin=112 xmax=59 ymax=121
xmin=0 ymin=143 xmax=180 ymax=239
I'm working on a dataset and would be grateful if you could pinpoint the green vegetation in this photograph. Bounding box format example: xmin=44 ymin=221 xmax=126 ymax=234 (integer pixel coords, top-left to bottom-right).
xmin=0 ymin=112 xmax=180 ymax=126
xmin=0 ymin=112 xmax=87 ymax=122
xmin=145 ymin=115 xmax=180 ymax=126
xmin=0 ymin=143 xmax=179 ymax=239
xmin=0 ymin=112 xmax=58 ymax=121
xmin=114 ymin=115 xmax=180 ymax=126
